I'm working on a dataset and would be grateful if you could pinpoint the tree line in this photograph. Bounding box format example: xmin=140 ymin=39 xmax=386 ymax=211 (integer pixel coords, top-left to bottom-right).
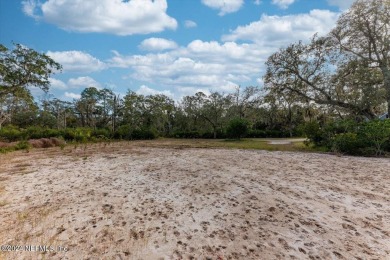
xmin=1 ymin=0 xmax=389 ymax=155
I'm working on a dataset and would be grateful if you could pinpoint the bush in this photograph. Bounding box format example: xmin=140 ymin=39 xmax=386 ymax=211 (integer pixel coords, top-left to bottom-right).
xmin=247 ymin=129 xmax=267 ymax=138
xmin=25 ymin=126 xmax=62 ymax=139
xmin=302 ymin=121 xmax=324 ymax=145
xmin=0 ymin=126 xmax=24 ymax=141
xmin=132 ymin=129 xmax=158 ymax=140
xmin=265 ymin=129 xmax=288 ymax=138
xmin=304 ymin=118 xmax=390 ymax=156
xmin=15 ymin=141 xmax=31 ymax=150
xmin=226 ymin=118 xmax=249 ymax=140
xmin=331 ymin=133 xmax=364 ymax=155
xmin=115 ymin=125 xmax=132 ymax=140
xmin=360 ymin=120 xmax=390 ymax=156
xmin=114 ymin=125 xmax=157 ymax=140
xmin=91 ymin=128 xmax=111 ymax=140
xmin=73 ymin=128 xmax=91 ymax=142
xmin=172 ymin=131 xmax=201 ymax=138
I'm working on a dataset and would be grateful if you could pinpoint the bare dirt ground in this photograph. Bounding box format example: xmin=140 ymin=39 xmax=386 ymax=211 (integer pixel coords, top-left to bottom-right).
xmin=0 ymin=142 xmax=389 ymax=260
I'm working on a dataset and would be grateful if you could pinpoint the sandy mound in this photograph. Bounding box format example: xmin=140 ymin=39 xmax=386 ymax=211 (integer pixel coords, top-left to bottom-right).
xmin=0 ymin=143 xmax=389 ymax=259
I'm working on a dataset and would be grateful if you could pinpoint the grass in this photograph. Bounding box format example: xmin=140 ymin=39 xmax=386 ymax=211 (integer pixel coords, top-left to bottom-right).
xmin=131 ymin=137 xmax=319 ymax=153
xmin=0 ymin=137 xmax=322 ymax=157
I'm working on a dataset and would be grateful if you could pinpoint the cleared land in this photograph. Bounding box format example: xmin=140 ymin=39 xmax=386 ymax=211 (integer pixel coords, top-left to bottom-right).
xmin=0 ymin=141 xmax=389 ymax=259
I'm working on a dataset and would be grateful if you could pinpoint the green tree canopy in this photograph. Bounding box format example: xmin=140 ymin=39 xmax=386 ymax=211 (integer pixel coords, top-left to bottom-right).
xmin=264 ymin=0 xmax=389 ymax=119
xmin=0 ymin=43 xmax=62 ymax=100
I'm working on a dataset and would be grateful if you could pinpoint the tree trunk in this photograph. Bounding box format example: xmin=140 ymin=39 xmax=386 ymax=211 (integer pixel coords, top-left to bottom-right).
xmin=382 ymin=67 xmax=390 ymax=117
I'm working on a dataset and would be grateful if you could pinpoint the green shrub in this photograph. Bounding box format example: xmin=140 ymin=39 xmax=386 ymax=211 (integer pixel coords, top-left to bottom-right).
xmin=302 ymin=121 xmax=324 ymax=145
xmin=73 ymin=128 xmax=91 ymax=142
xmin=265 ymin=129 xmax=288 ymax=138
xmin=247 ymin=129 xmax=267 ymax=138
xmin=172 ymin=131 xmax=201 ymax=138
xmin=60 ymin=128 xmax=76 ymax=141
xmin=15 ymin=141 xmax=31 ymax=150
xmin=132 ymin=129 xmax=158 ymax=140
xmin=114 ymin=125 xmax=157 ymax=140
xmin=331 ymin=133 xmax=364 ymax=155
xmin=0 ymin=126 xmax=24 ymax=141
xmin=304 ymin=118 xmax=390 ymax=156
xmin=91 ymin=128 xmax=111 ymax=140
xmin=360 ymin=120 xmax=390 ymax=156
xmin=115 ymin=125 xmax=132 ymax=139
xmin=25 ymin=126 xmax=62 ymax=139
xmin=226 ymin=118 xmax=249 ymax=140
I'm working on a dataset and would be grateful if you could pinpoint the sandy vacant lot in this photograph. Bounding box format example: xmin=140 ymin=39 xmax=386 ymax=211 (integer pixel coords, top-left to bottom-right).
xmin=0 ymin=142 xmax=389 ymax=260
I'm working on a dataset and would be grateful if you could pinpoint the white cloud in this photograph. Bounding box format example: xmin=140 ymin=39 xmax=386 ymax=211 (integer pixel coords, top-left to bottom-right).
xmin=109 ymin=40 xmax=266 ymax=94
xmin=49 ymin=78 xmax=68 ymax=90
xmin=107 ymin=9 xmax=342 ymax=98
xmin=49 ymin=77 xmax=101 ymax=91
xmin=139 ymin=38 xmax=178 ymax=51
xmin=327 ymin=0 xmax=355 ymax=10
xmin=176 ymin=87 xmax=211 ymax=98
xmin=271 ymin=0 xmax=295 ymax=9
xmin=47 ymin=51 xmax=107 ymax=73
xmin=23 ymin=0 xmax=177 ymax=35
xmin=22 ymin=0 xmax=39 ymax=18
xmin=201 ymin=0 xmax=244 ymax=16
xmin=253 ymin=0 xmax=262 ymax=5
xmin=184 ymin=20 xmax=197 ymax=28
xmin=136 ymin=85 xmax=174 ymax=98
xmin=68 ymin=76 xmax=101 ymax=89
xmin=64 ymin=92 xmax=81 ymax=99
xmin=222 ymin=9 xmax=339 ymax=46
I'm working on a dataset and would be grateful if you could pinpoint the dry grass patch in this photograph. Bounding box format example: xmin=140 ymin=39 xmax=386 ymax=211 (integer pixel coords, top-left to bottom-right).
xmin=130 ymin=138 xmax=313 ymax=152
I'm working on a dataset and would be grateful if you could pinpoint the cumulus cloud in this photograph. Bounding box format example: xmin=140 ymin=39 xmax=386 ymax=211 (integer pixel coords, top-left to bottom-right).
xmin=201 ymin=0 xmax=244 ymax=16
xmin=222 ymin=9 xmax=339 ymax=46
xmin=271 ymin=0 xmax=295 ymax=9
xmin=68 ymin=76 xmax=101 ymax=89
xmin=139 ymin=38 xmax=178 ymax=51
xmin=107 ymin=9 xmax=342 ymax=97
xmin=109 ymin=39 xmax=266 ymax=94
xmin=327 ymin=0 xmax=355 ymax=10
xmin=184 ymin=20 xmax=197 ymax=28
xmin=23 ymin=0 xmax=177 ymax=35
xmin=136 ymin=85 xmax=174 ymax=98
xmin=47 ymin=51 xmax=107 ymax=73
xmin=49 ymin=78 xmax=68 ymax=90
xmin=49 ymin=77 xmax=101 ymax=91
xmin=22 ymin=0 xmax=40 ymax=18
xmin=64 ymin=92 xmax=81 ymax=99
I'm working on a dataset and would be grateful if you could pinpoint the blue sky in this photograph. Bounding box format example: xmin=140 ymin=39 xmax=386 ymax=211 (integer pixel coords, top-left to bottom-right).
xmin=0 ymin=0 xmax=355 ymax=101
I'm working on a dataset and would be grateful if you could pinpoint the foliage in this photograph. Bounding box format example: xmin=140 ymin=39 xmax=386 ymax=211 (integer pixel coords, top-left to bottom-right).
xmin=331 ymin=133 xmax=364 ymax=155
xmin=14 ymin=141 xmax=31 ymax=150
xmin=172 ymin=131 xmax=201 ymax=139
xmin=264 ymin=0 xmax=389 ymax=119
xmin=305 ymin=119 xmax=390 ymax=156
xmin=226 ymin=118 xmax=249 ymax=140
xmin=331 ymin=0 xmax=390 ymax=116
xmin=114 ymin=124 xmax=157 ymax=140
xmin=360 ymin=119 xmax=390 ymax=155
xmin=0 ymin=43 xmax=61 ymax=126
xmin=264 ymin=36 xmax=383 ymax=119
xmin=0 ymin=125 xmax=23 ymax=141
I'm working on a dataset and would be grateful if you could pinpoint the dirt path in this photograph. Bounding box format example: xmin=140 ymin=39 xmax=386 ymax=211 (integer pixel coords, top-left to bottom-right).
xmin=262 ymin=138 xmax=307 ymax=145
xmin=0 ymin=144 xmax=389 ymax=259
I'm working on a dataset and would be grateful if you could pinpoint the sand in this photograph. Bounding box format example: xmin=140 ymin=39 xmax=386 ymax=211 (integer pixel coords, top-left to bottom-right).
xmin=0 ymin=142 xmax=389 ymax=259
